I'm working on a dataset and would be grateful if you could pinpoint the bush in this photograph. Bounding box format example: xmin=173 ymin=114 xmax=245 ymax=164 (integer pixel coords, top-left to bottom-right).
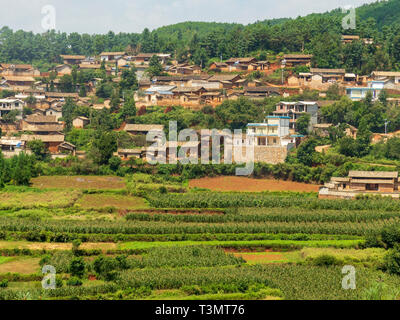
xmin=309 ymin=254 xmax=339 ymax=266
xmin=381 ymin=225 xmax=400 ymax=248
xmin=67 ymin=277 xmax=83 ymax=287
xmin=383 ymin=245 xmax=400 ymax=275
xmin=69 ymin=257 xmax=86 ymax=278
xmin=0 ymin=279 xmax=8 ymax=288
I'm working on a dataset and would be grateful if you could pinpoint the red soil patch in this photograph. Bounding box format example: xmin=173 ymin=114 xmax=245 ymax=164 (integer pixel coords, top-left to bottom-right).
xmin=189 ymin=176 xmax=320 ymax=192
xmin=234 ymin=253 xmax=284 ymax=262
xmin=32 ymin=176 xmax=126 ymax=190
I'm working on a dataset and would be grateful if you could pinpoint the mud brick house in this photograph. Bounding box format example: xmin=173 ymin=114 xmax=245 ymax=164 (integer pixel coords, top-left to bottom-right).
xmin=1 ymin=76 xmax=36 ymax=90
xmin=123 ymin=124 xmax=165 ymax=144
xmin=20 ymin=115 xmax=64 ymax=134
xmin=310 ymin=68 xmax=346 ymax=83
xmin=72 ymin=116 xmax=90 ymax=128
xmin=134 ymin=53 xmax=162 ymax=64
xmin=200 ymin=92 xmax=223 ymax=104
xmin=54 ymin=64 xmax=73 ymax=76
xmin=60 ymin=55 xmax=86 ymax=65
xmin=244 ymin=86 xmax=280 ymax=99
xmin=320 ymin=171 xmax=400 ymax=199
xmin=152 ymin=75 xmax=210 ymax=87
xmin=44 ymin=92 xmax=79 ymax=100
xmin=19 ymin=114 xmax=67 ymax=154
xmin=208 ymin=62 xmax=229 ymax=72
xmin=208 ymin=74 xmax=242 ymax=89
xmin=341 ymin=35 xmax=360 ymax=44
xmin=115 ymin=148 xmax=145 ymax=160
xmin=134 ymin=53 xmax=171 ymax=65
xmin=21 ymin=134 xmax=65 ymax=154
xmin=100 ymin=52 xmax=125 ymax=62
xmin=143 ymin=85 xmax=177 ymax=104
xmin=283 ymin=54 xmax=313 ymax=67
xmin=45 ymin=106 xmax=63 ymax=121
xmin=0 ymin=64 xmax=40 ymax=77
xmin=225 ymin=57 xmax=258 ymax=71
xmin=168 ymin=63 xmax=202 ymax=75
xmin=78 ymin=63 xmax=101 ymax=71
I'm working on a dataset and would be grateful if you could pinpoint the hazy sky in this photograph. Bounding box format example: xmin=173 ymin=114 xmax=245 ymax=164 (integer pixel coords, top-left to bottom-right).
xmin=1 ymin=0 xmax=377 ymax=34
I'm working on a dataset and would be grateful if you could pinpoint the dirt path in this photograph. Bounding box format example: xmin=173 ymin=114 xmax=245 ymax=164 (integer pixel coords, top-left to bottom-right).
xmin=189 ymin=176 xmax=320 ymax=192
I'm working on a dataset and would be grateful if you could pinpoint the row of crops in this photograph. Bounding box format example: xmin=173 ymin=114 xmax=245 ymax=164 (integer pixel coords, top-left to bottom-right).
xmin=147 ymin=192 xmax=400 ymax=211
xmin=0 ymin=217 xmax=398 ymax=236
xmin=126 ymin=208 xmax=400 ymax=223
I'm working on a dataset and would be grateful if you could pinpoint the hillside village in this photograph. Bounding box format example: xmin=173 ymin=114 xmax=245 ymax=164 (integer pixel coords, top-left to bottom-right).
xmin=4 ymin=0 xmax=400 ymax=303
xmin=1 ymin=34 xmax=400 ymax=165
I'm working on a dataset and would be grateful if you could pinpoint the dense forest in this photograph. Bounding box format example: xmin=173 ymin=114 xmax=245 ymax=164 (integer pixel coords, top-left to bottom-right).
xmin=1 ymin=0 xmax=400 ymax=73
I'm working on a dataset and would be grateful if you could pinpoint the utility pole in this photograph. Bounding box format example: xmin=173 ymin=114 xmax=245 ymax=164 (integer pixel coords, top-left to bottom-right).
xmin=281 ymin=59 xmax=287 ymax=85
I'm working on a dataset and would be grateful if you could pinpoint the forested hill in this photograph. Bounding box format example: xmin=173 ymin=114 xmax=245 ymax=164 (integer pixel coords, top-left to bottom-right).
xmin=357 ymin=0 xmax=400 ymax=29
xmin=1 ymin=0 xmax=400 ymax=74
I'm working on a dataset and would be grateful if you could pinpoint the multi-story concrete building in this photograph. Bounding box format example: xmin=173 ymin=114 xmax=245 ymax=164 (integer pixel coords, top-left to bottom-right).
xmin=238 ymin=116 xmax=300 ymax=164
xmin=0 ymin=98 xmax=25 ymax=120
xmin=273 ymin=101 xmax=319 ymax=131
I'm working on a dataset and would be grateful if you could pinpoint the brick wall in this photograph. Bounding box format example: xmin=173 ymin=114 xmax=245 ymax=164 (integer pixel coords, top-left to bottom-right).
xmin=234 ymin=146 xmax=288 ymax=164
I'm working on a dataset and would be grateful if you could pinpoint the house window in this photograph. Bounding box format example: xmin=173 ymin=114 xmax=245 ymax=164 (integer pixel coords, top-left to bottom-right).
xmin=258 ymin=137 xmax=266 ymax=146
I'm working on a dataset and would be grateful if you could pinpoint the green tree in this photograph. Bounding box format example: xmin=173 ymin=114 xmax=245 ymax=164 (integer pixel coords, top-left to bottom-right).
xmin=120 ymin=96 xmax=137 ymax=120
xmin=119 ymin=68 xmax=138 ymax=91
xmin=11 ymin=153 xmax=32 ymax=186
xmin=296 ymin=114 xmax=311 ymax=135
xmin=296 ymin=138 xmax=318 ymax=166
xmin=27 ymin=140 xmax=49 ymax=161
xmin=146 ymin=55 xmax=164 ymax=78
xmin=90 ymin=131 xmax=117 ymax=165
xmin=2 ymin=110 xmax=20 ymax=123
xmin=109 ymin=156 xmax=122 ymax=172
xmin=326 ymin=83 xmax=341 ymax=100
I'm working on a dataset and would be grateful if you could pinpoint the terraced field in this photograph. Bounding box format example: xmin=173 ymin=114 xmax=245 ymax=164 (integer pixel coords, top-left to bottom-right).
xmin=0 ymin=178 xmax=398 ymax=300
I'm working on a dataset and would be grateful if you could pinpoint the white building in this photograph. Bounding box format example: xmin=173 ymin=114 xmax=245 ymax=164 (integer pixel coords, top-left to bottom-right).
xmin=273 ymin=101 xmax=319 ymax=131
xmin=246 ymin=116 xmax=297 ymax=147
xmin=0 ymin=98 xmax=25 ymax=120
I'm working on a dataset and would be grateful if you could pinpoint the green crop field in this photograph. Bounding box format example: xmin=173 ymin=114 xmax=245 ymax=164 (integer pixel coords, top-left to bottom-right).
xmin=0 ymin=180 xmax=399 ymax=300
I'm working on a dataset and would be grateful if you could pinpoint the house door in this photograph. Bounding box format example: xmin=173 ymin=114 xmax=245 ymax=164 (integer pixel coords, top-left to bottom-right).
xmin=366 ymin=184 xmax=379 ymax=191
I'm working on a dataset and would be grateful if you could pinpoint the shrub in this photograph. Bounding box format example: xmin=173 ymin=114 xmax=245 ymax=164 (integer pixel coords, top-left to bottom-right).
xmin=309 ymin=254 xmax=339 ymax=266
xmin=383 ymin=245 xmax=400 ymax=275
xmin=69 ymin=257 xmax=86 ymax=278
xmin=381 ymin=225 xmax=400 ymax=248
xmin=67 ymin=277 xmax=83 ymax=287
xmin=0 ymin=279 xmax=8 ymax=288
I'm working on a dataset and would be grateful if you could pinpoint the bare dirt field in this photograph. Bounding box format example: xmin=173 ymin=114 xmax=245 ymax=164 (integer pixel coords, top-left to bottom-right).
xmin=76 ymin=194 xmax=148 ymax=210
xmin=32 ymin=176 xmax=126 ymax=190
xmin=233 ymin=252 xmax=285 ymax=264
xmin=189 ymin=176 xmax=320 ymax=192
xmin=0 ymin=258 xmax=41 ymax=274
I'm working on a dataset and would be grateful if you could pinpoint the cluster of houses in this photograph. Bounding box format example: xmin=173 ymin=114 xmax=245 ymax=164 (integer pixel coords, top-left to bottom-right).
xmin=320 ymin=171 xmax=400 ymax=199
xmin=0 ymin=34 xmax=400 ymax=163
xmin=0 ymin=112 xmax=77 ymax=158
xmin=113 ymin=100 xmax=329 ymax=164
xmin=0 ymin=92 xmax=92 ymax=159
